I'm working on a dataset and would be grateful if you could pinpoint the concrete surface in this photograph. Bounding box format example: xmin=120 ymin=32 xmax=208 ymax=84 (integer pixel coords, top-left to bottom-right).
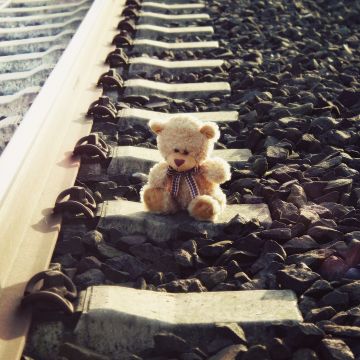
xmin=97 ymin=199 xmax=272 ymax=242
xmin=136 ymin=24 xmax=213 ymax=38
xmin=74 ymin=286 xmax=302 ymax=358
xmin=118 ymin=108 xmax=239 ymax=124
xmin=124 ymin=79 xmax=229 ymax=98
xmin=129 ymin=57 xmax=223 ymax=75
xmin=133 ymin=39 xmax=218 ymax=53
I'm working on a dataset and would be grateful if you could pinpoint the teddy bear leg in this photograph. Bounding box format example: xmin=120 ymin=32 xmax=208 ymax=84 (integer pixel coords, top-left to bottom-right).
xmin=141 ymin=186 xmax=178 ymax=214
xmin=188 ymin=195 xmax=221 ymax=222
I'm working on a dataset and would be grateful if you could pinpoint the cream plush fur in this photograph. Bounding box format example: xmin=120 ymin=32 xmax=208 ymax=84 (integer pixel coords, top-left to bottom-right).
xmin=140 ymin=115 xmax=231 ymax=222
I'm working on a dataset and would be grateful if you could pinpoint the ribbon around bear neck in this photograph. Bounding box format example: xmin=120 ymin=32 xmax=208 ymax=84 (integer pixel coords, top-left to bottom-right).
xmin=167 ymin=166 xmax=200 ymax=199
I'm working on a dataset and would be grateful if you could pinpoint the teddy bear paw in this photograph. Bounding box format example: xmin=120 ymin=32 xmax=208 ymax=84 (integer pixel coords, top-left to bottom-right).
xmin=143 ymin=187 xmax=177 ymax=214
xmin=143 ymin=187 xmax=166 ymax=213
xmin=189 ymin=196 xmax=220 ymax=222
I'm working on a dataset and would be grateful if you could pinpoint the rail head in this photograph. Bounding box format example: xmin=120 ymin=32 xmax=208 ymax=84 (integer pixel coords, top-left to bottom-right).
xmin=0 ymin=0 xmax=123 ymax=358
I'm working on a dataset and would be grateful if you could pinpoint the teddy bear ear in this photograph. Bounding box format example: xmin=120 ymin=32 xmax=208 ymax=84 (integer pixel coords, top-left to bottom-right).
xmin=149 ymin=120 xmax=165 ymax=134
xmin=200 ymin=122 xmax=220 ymax=140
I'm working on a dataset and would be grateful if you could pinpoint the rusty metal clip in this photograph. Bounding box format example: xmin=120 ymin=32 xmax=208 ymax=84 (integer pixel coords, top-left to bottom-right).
xmin=87 ymin=96 xmax=117 ymax=121
xmin=73 ymin=133 xmax=110 ymax=160
xmin=112 ymin=31 xmax=133 ymax=47
xmin=54 ymin=186 xmax=96 ymax=218
xmin=22 ymin=270 xmax=77 ymax=314
xmin=106 ymin=48 xmax=129 ymax=68
xmin=117 ymin=18 xmax=136 ymax=33
xmin=97 ymin=69 xmax=124 ymax=91
xmin=122 ymin=6 xmax=139 ymax=18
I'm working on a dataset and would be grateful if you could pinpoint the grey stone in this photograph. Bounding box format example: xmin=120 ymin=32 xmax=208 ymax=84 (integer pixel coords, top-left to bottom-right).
xmin=268 ymin=338 xmax=291 ymax=360
xmin=320 ymin=290 xmax=349 ymax=310
xmin=276 ymin=263 xmax=321 ymax=294
xmin=303 ymin=280 xmax=333 ymax=298
xmin=180 ymin=353 xmax=203 ymax=360
xmin=107 ymin=146 xmax=251 ymax=176
xmin=81 ymin=230 xmax=104 ymax=248
xmin=283 ymin=235 xmax=319 ymax=255
xmin=0 ymin=86 xmax=39 ymax=117
xmin=77 ymin=256 xmax=102 ymax=274
xmin=105 ymin=254 xmax=147 ymax=280
xmin=159 ymin=278 xmax=207 ymax=293
xmin=25 ymin=321 xmax=65 ymax=360
xmin=271 ymin=199 xmax=299 ymax=222
xmin=59 ymin=342 xmax=109 ymax=360
xmin=287 ymin=184 xmax=307 ymax=208
xmin=243 ymin=345 xmax=270 ymax=360
xmin=101 ymin=263 xmax=130 ymax=283
xmin=174 ymin=249 xmax=193 ymax=268
xmin=322 ymin=324 xmax=360 ymax=338
xmin=74 ymin=269 xmax=105 ymax=289
xmin=74 ymin=286 xmax=302 ymax=357
xmin=194 ymin=267 xmax=228 ymax=289
xmin=129 ymin=242 xmax=167 ymax=262
xmin=96 ymin=242 xmax=126 ymax=259
xmin=111 ymin=233 xmax=147 ymax=251
xmin=216 ymin=248 xmax=257 ymax=267
xmin=0 ymin=64 xmax=52 ymax=96
xmin=97 ymin=200 xmax=272 ymax=243
xmin=318 ymin=338 xmax=354 ymax=360
xmin=0 ymin=115 xmax=20 ymax=153
xmin=261 ymin=228 xmax=292 ymax=242
xmin=299 ymin=208 xmax=320 ymax=225
xmin=208 ymin=344 xmax=247 ymax=360
xmin=198 ymin=240 xmax=233 ymax=257
xmin=337 ymin=281 xmax=360 ymax=305
xmin=292 ymin=348 xmax=319 ymax=360
xmin=0 ymin=0 xmax=91 ymax=17
xmin=0 ymin=5 xmax=90 ymax=28
xmin=0 ymin=30 xmax=74 ymax=56
xmin=307 ymin=226 xmax=343 ymax=243
xmin=214 ymin=323 xmax=247 ymax=344
xmin=305 ymin=306 xmax=337 ymax=322
xmin=54 ymin=253 xmax=77 ymax=267
xmin=0 ymin=18 xmax=81 ymax=42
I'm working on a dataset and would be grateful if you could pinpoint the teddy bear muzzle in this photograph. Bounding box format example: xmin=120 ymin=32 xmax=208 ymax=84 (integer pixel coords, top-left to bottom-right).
xmin=174 ymin=159 xmax=185 ymax=167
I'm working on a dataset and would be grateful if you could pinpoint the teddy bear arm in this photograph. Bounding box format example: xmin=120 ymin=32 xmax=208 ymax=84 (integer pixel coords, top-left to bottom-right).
xmin=148 ymin=161 xmax=169 ymax=188
xmin=200 ymin=157 xmax=231 ymax=184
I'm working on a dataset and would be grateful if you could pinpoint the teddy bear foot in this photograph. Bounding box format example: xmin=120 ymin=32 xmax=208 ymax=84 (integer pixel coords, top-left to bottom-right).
xmin=142 ymin=186 xmax=178 ymax=214
xmin=188 ymin=195 xmax=221 ymax=222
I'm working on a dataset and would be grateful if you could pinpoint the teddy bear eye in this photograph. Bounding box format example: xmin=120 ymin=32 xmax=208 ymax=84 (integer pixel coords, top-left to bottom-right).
xmin=183 ymin=150 xmax=189 ymax=155
xmin=174 ymin=148 xmax=179 ymax=153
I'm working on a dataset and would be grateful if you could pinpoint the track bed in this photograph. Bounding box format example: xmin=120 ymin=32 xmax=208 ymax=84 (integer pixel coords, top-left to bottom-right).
xmin=0 ymin=0 xmax=359 ymax=359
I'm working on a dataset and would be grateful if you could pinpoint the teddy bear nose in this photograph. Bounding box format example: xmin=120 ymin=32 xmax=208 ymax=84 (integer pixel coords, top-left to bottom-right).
xmin=174 ymin=159 xmax=185 ymax=167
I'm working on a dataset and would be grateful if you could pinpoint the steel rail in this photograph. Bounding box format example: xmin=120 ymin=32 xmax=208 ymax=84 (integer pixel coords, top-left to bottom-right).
xmin=0 ymin=0 xmax=123 ymax=358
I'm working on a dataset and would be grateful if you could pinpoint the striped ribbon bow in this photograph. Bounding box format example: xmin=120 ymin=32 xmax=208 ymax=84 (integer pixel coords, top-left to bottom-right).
xmin=167 ymin=166 xmax=200 ymax=199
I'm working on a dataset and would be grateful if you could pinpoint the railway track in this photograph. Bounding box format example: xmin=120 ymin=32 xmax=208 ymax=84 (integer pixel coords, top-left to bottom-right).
xmin=0 ymin=0 xmax=93 ymax=154
xmin=0 ymin=0 xmax=359 ymax=359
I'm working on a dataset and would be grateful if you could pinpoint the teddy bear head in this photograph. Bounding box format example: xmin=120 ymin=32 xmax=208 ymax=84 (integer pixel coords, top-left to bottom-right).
xmin=149 ymin=115 xmax=220 ymax=172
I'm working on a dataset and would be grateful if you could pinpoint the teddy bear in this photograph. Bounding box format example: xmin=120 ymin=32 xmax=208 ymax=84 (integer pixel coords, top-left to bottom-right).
xmin=140 ymin=115 xmax=231 ymax=222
